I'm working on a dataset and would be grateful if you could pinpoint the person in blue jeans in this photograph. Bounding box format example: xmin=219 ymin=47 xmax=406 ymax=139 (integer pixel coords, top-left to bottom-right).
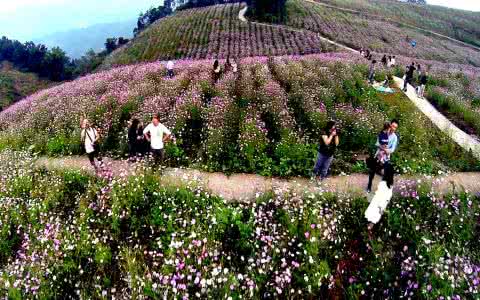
xmin=313 ymin=121 xmax=340 ymax=182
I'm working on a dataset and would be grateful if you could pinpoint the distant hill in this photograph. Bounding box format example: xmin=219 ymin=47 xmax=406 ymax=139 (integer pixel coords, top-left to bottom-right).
xmin=102 ymin=3 xmax=339 ymax=67
xmin=35 ymin=19 xmax=137 ymax=59
xmin=285 ymin=0 xmax=480 ymax=66
xmin=312 ymin=0 xmax=480 ymax=48
xmin=0 ymin=62 xmax=51 ymax=111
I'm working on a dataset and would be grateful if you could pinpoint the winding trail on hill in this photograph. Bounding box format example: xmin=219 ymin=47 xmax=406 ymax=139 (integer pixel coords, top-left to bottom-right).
xmin=37 ymin=157 xmax=480 ymax=202
xmin=304 ymin=0 xmax=480 ymax=52
xmin=239 ymin=5 xmax=480 ymax=160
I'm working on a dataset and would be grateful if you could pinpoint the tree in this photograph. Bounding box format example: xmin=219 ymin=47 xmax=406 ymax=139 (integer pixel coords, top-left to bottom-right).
xmin=42 ymin=47 xmax=69 ymax=81
xmin=247 ymin=0 xmax=287 ymax=23
xmin=133 ymin=5 xmax=172 ymax=36
xmin=105 ymin=38 xmax=118 ymax=54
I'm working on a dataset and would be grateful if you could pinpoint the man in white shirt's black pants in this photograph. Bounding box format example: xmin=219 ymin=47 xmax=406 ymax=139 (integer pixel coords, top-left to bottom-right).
xmin=143 ymin=115 xmax=172 ymax=168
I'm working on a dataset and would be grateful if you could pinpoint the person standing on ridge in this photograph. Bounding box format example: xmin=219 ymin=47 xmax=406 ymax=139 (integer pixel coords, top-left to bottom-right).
xmin=143 ymin=114 xmax=172 ymax=168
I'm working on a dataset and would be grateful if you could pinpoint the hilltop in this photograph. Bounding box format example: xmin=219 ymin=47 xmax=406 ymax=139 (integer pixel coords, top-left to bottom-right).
xmin=0 ymin=62 xmax=51 ymax=111
xmin=102 ymin=2 xmax=339 ymax=67
xmin=104 ymin=0 xmax=480 ymax=68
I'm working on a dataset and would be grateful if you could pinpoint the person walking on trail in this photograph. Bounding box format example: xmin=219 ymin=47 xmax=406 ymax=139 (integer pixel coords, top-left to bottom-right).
xmin=368 ymin=60 xmax=377 ymax=84
xmin=80 ymin=118 xmax=104 ymax=170
xmin=381 ymin=55 xmax=387 ymax=66
xmin=403 ymin=62 xmax=416 ymax=92
xmin=417 ymin=71 xmax=428 ymax=98
xmin=366 ymin=119 xmax=399 ymax=193
xmin=167 ymin=60 xmax=175 ymax=78
xmin=143 ymin=114 xmax=172 ymax=168
xmin=313 ymin=121 xmax=340 ymax=183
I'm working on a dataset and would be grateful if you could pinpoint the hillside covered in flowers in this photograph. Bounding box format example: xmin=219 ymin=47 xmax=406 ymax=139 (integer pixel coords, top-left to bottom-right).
xmin=1 ymin=54 xmax=479 ymax=177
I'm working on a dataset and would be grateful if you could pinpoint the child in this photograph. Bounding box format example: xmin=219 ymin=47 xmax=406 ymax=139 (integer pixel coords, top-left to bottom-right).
xmin=376 ymin=122 xmax=391 ymax=165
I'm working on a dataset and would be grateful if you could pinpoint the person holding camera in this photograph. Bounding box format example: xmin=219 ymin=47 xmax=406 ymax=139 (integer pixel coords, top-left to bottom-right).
xmin=313 ymin=120 xmax=340 ymax=182
xmin=80 ymin=118 xmax=104 ymax=170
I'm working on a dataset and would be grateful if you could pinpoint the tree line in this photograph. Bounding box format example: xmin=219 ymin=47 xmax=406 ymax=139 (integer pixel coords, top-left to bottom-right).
xmin=1 ymin=0 xmax=288 ymax=83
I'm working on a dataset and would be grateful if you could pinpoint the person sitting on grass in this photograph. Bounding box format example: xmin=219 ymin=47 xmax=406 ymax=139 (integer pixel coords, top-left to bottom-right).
xmin=313 ymin=121 xmax=340 ymax=183
xmin=80 ymin=118 xmax=104 ymax=171
xmin=143 ymin=114 xmax=172 ymax=169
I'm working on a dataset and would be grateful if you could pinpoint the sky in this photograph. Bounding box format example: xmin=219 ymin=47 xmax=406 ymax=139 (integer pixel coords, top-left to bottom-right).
xmin=1 ymin=0 xmax=479 ymax=42
xmin=0 ymin=0 xmax=163 ymax=42
xmin=427 ymin=0 xmax=480 ymax=11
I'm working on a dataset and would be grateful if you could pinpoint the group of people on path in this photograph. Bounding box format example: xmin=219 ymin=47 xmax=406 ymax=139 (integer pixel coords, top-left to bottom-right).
xmin=80 ymin=114 xmax=172 ymax=171
xmin=365 ymin=51 xmax=428 ymax=98
xmin=403 ymin=62 xmax=428 ymax=98
xmin=312 ymin=119 xmax=399 ymax=193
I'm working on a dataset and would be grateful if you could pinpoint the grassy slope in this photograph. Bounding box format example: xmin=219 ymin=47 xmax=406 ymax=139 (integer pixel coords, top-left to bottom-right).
xmin=1 ymin=55 xmax=478 ymax=175
xmin=103 ymin=3 xmax=338 ymax=67
xmin=0 ymin=62 xmax=51 ymax=111
xmin=315 ymin=0 xmax=480 ymax=47
xmin=285 ymin=0 xmax=480 ymax=67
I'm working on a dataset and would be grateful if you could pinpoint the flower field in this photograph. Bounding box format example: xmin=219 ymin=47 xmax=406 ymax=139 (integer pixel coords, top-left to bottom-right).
xmin=0 ymin=150 xmax=479 ymax=299
xmin=103 ymin=3 xmax=338 ymax=68
xmin=285 ymin=0 xmax=480 ymax=67
xmin=313 ymin=0 xmax=480 ymax=48
xmin=1 ymin=54 xmax=479 ymax=176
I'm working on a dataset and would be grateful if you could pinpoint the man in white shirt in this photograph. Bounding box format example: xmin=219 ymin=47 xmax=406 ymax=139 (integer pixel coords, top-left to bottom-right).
xmin=143 ymin=114 xmax=171 ymax=167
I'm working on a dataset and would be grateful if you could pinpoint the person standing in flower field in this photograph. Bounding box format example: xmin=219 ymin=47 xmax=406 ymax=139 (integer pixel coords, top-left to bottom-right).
xmin=80 ymin=118 xmax=104 ymax=171
xmin=166 ymin=60 xmax=175 ymax=78
xmin=368 ymin=60 xmax=377 ymax=84
xmin=213 ymin=59 xmax=221 ymax=82
xmin=231 ymin=58 xmax=238 ymax=73
xmin=417 ymin=71 xmax=428 ymax=98
xmin=313 ymin=121 xmax=340 ymax=182
xmin=366 ymin=119 xmax=399 ymax=193
xmin=143 ymin=114 xmax=171 ymax=168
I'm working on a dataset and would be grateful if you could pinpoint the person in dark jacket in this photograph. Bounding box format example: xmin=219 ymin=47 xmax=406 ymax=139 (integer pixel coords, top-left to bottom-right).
xmin=417 ymin=71 xmax=428 ymax=98
xmin=313 ymin=121 xmax=340 ymax=182
xmin=128 ymin=118 xmax=141 ymax=161
xmin=381 ymin=55 xmax=387 ymax=66
xmin=403 ymin=62 xmax=416 ymax=92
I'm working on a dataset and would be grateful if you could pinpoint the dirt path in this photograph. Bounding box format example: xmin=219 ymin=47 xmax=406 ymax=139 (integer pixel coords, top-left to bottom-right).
xmin=393 ymin=77 xmax=480 ymax=160
xmin=239 ymin=6 xmax=480 ymax=160
xmin=37 ymin=157 xmax=480 ymax=202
